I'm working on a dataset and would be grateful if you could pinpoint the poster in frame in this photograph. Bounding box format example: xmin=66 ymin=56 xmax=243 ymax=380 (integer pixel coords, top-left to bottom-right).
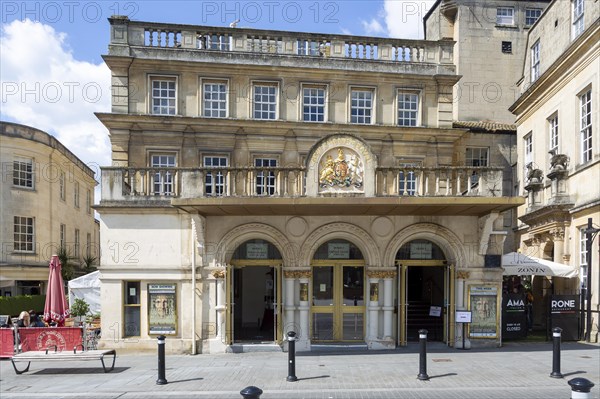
xmin=148 ymin=284 xmax=177 ymax=335
xmin=468 ymin=285 xmax=499 ymax=338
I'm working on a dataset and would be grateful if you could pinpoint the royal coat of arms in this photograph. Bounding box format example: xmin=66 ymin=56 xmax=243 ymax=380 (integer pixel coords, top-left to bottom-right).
xmin=319 ymin=147 xmax=363 ymax=189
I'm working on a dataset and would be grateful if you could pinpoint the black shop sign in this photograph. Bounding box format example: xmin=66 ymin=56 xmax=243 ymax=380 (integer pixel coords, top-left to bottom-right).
xmin=550 ymin=295 xmax=580 ymax=341
xmin=502 ymin=293 xmax=527 ymax=340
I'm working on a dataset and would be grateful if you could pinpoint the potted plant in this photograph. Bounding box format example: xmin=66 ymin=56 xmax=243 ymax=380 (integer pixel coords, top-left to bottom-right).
xmin=70 ymin=298 xmax=90 ymax=325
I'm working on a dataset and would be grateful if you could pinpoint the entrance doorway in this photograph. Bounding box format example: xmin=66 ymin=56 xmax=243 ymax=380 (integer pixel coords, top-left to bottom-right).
xmin=232 ymin=266 xmax=277 ymax=342
xmin=312 ymin=262 xmax=365 ymax=341
xmin=396 ymin=239 xmax=452 ymax=346
xmin=226 ymin=239 xmax=282 ymax=345
xmin=403 ymin=265 xmax=445 ymax=341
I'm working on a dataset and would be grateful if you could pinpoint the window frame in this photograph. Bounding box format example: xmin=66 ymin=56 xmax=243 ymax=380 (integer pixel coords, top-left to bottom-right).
xmin=572 ymin=0 xmax=585 ymax=39
xmin=74 ymin=228 xmax=80 ymax=258
xmin=466 ymin=147 xmax=490 ymax=187
xmin=496 ymin=7 xmax=515 ymax=26
xmin=203 ymin=154 xmax=229 ymax=197
xmin=13 ymin=156 xmax=34 ymax=189
xmin=579 ymin=89 xmax=593 ymax=163
xmin=14 ymin=216 xmax=35 ymax=253
xmin=548 ymin=113 xmax=559 ymax=155
xmin=201 ymin=78 xmax=229 ymax=118
xmin=252 ymin=81 xmax=279 ymax=120
xmin=525 ymin=8 xmax=542 ymax=27
xmin=396 ymin=89 xmax=420 ymax=127
xmin=86 ymin=233 xmax=92 ymax=258
xmin=349 ymin=86 xmax=375 ymax=125
xmin=60 ymin=223 xmax=66 ymax=249
xmin=59 ymin=171 xmax=66 ymax=201
xmin=301 ymin=83 xmax=328 ymax=123
xmin=149 ymin=75 xmax=178 ymax=116
xmin=86 ymin=189 xmax=91 ymax=214
xmin=531 ymin=40 xmax=540 ymax=83
xmin=74 ymin=181 xmax=80 ymax=208
xmin=254 ymin=156 xmax=278 ymax=196
xmin=123 ymin=281 xmax=141 ymax=338
xmin=150 ymin=152 xmax=177 ymax=196
xmin=398 ymin=161 xmax=421 ymax=196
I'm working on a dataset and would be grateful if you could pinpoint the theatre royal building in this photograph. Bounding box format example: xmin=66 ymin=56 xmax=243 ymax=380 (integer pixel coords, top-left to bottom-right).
xmin=96 ymin=14 xmax=527 ymax=354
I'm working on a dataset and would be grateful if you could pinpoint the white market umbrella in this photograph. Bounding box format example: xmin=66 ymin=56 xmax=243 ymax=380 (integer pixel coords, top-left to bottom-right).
xmin=502 ymin=252 xmax=578 ymax=278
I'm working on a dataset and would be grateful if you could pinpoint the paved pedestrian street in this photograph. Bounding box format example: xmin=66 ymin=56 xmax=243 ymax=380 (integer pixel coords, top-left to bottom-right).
xmin=1 ymin=342 xmax=598 ymax=399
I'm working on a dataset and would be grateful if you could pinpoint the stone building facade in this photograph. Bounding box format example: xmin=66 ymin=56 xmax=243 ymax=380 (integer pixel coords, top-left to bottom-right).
xmin=0 ymin=122 xmax=99 ymax=297
xmin=510 ymin=0 xmax=599 ymax=340
xmin=97 ymin=16 xmax=524 ymax=354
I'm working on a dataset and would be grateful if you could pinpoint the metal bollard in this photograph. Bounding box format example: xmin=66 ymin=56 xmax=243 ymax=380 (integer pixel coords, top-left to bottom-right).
xmin=240 ymin=385 xmax=263 ymax=399
xmin=286 ymin=331 xmax=298 ymax=382
xmin=156 ymin=335 xmax=168 ymax=385
xmin=417 ymin=329 xmax=429 ymax=381
xmin=568 ymin=378 xmax=595 ymax=399
xmin=550 ymin=327 xmax=563 ymax=378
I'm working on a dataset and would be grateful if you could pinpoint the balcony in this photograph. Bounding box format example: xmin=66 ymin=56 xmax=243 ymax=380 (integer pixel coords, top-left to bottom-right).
xmin=99 ymin=166 xmax=523 ymax=216
xmin=107 ymin=16 xmax=455 ymax=73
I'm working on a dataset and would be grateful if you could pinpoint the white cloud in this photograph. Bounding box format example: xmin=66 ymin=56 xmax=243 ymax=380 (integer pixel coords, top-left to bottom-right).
xmin=361 ymin=18 xmax=385 ymax=35
xmin=0 ymin=19 xmax=111 ymax=181
xmin=383 ymin=0 xmax=436 ymax=39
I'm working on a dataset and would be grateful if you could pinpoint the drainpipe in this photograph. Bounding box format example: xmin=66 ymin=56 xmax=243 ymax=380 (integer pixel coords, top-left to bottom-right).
xmin=191 ymin=219 xmax=197 ymax=355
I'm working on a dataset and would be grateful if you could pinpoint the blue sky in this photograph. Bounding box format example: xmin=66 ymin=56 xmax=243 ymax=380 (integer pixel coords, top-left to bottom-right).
xmin=1 ymin=1 xmax=434 ymax=177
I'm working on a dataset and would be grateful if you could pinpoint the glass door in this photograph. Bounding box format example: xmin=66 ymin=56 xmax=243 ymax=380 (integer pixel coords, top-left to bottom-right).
xmin=311 ymin=262 xmax=365 ymax=342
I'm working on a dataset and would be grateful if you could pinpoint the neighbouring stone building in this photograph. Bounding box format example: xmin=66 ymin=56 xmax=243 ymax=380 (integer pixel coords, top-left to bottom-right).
xmin=96 ymin=14 xmax=530 ymax=354
xmin=509 ymin=0 xmax=599 ymax=341
xmin=0 ymin=122 xmax=100 ymax=297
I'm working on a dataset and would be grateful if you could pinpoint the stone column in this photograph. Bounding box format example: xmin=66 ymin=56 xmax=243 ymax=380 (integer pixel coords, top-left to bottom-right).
xmin=455 ymin=270 xmax=470 ymax=349
xmin=382 ymin=275 xmax=395 ymax=339
xmin=298 ymin=274 xmax=310 ymax=351
xmin=367 ymin=276 xmax=380 ymax=341
xmin=283 ymin=271 xmax=296 ymax=335
xmin=550 ymin=228 xmax=568 ymax=293
xmin=283 ymin=270 xmax=311 ymax=351
xmin=207 ymin=269 xmax=227 ymax=353
xmin=212 ymin=270 xmax=226 ymax=341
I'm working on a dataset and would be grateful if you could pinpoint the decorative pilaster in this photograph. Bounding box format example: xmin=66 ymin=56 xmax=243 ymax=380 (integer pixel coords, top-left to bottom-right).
xmin=367 ymin=270 xmax=396 ymax=345
xmin=367 ymin=277 xmax=380 ymax=341
xmin=211 ymin=269 xmax=226 ymax=348
xmin=455 ymin=270 xmax=470 ymax=349
xmin=283 ymin=269 xmax=311 ymax=351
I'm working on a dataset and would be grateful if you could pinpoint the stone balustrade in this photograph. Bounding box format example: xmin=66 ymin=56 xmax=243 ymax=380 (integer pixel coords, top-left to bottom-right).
xmin=101 ymin=166 xmax=504 ymax=202
xmin=108 ymin=16 xmax=454 ymax=65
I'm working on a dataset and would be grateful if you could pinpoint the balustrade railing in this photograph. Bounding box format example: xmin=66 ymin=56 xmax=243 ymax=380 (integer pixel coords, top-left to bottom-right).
xmin=111 ymin=18 xmax=453 ymax=65
xmin=102 ymin=166 xmax=504 ymax=202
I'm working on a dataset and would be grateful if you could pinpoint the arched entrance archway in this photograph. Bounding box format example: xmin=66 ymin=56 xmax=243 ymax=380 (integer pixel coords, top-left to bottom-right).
xmin=311 ymin=239 xmax=366 ymax=342
xmin=228 ymin=239 xmax=282 ymax=344
xmin=396 ymin=239 xmax=448 ymax=344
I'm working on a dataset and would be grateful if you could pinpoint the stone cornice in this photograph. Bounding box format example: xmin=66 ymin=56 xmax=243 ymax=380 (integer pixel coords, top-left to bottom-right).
xmin=94 ymin=112 xmax=464 ymax=143
xmin=519 ymin=204 xmax=573 ymax=233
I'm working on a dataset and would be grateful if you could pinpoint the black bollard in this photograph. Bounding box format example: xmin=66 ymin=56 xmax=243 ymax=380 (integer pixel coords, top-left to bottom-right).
xmin=156 ymin=335 xmax=168 ymax=385
xmin=286 ymin=331 xmax=298 ymax=382
xmin=240 ymin=386 xmax=263 ymax=399
xmin=568 ymin=378 xmax=595 ymax=399
xmin=550 ymin=327 xmax=563 ymax=378
xmin=417 ymin=329 xmax=429 ymax=381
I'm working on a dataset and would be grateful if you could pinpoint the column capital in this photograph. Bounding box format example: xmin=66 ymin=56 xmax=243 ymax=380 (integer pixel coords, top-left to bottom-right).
xmin=284 ymin=269 xmax=312 ymax=279
xmin=367 ymin=270 xmax=397 ymax=279
xmin=211 ymin=269 xmax=226 ymax=279
xmin=456 ymin=270 xmax=470 ymax=280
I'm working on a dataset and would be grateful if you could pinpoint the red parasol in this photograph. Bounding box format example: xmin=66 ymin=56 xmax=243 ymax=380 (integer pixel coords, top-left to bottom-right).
xmin=43 ymin=255 xmax=70 ymax=326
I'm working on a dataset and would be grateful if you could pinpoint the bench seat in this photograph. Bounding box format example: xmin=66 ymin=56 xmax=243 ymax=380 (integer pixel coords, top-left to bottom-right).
xmin=11 ymin=349 xmax=116 ymax=374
